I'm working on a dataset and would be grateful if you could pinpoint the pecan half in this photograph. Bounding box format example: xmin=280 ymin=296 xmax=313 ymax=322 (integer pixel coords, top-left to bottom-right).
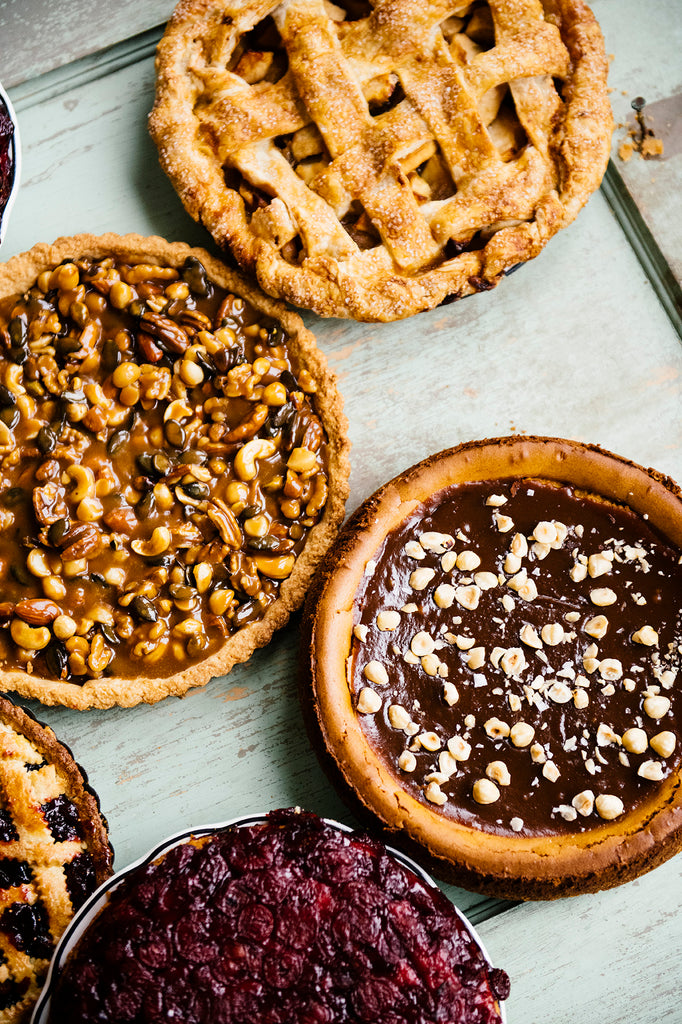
xmin=140 ymin=312 xmax=189 ymax=354
xmin=33 ymin=482 xmax=68 ymax=526
xmin=59 ymin=523 xmax=101 ymax=561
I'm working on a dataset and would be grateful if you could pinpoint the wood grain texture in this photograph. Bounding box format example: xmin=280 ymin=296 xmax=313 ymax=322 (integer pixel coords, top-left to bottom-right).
xmin=478 ymin=853 xmax=682 ymax=1024
xmin=0 ymin=0 xmax=169 ymax=88
xmin=593 ymin=0 xmax=682 ymax=287
xmin=0 ymin=8 xmax=680 ymax=1021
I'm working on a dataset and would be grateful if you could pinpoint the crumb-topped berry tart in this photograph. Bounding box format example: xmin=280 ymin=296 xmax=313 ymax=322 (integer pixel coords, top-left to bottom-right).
xmin=304 ymin=437 xmax=682 ymax=898
xmin=150 ymin=0 xmax=612 ymax=321
xmin=0 ymin=694 xmax=112 ymax=1023
xmin=0 ymin=234 xmax=349 ymax=709
xmin=40 ymin=809 xmax=509 ymax=1024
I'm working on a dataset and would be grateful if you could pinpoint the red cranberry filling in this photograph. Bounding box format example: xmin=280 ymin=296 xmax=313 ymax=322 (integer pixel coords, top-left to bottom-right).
xmin=0 ymin=106 xmax=13 ymax=210
xmin=50 ymin=810 xmax=508 ymax=1023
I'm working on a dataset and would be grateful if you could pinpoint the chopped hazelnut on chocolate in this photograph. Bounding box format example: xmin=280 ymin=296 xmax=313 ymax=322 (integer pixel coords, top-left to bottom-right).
xmin=398 ymin=750 xmax=417 ymax=772
xmin=473 ymin=778 xmax=500 ymax=804
xmin=650 ymin=731 xmax=676 ymax=758
xmin=484 ymin=717 xmax=510 ymax=739
xmin=638 ymin=760 xmax=665 ymax=782
xmin=644 ymin=695 xmax=671 ymax=720
xmin=632 ymin=625 xmax=658 ymax=646
xmin=584 ymin=614 xmax=609 ymax=639
xmin=590 ymin=588 xmax=617 ymax=607
xmin=410 ymin=568 xmax=436 ymax=590
xmin=486 ymin=761 xmax=511 ymax=786
xmin=572 ymin=789 xmax=595 ymax=816
xmin=376 ymin=610 xmax=400 ymax=631
xmin=357 ymin=688 xmax=382 ymax=714
xmin=363 ymin=661 xmax=389 ymax=686
xmin=595 ymin=794 xmax=624 ymax=820
xmin=510 ymin=722 xmax=535 ymax=747
xmin=543 ymin=761 xmax=560 ymax=782
xmin=588 ymin=553 xmax=612 ymax=578
xmin=411 ymin=631 xmax=435 ymax=657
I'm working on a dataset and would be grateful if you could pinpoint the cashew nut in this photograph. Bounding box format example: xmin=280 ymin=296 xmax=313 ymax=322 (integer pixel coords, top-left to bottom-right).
xmin=10 ymin=619 xmax=51 ymax=651
xmin=131 ymin=526 xmax=171 ymax=557
xmin=164 ymin=398 xmax=193 ymax=423
xmin=26 ymin=549 xmax=52 ymax=578
xmin=66 ymin=465 xmax=96 ymax=501
xmin=234 ymin=439 xmax=276 ymax=482
xmin=253 ymin=554 xmax=295 ymax=579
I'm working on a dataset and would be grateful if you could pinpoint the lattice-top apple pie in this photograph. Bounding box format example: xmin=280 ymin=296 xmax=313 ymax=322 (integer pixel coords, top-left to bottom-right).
xmin=151 ymin=0 xmax=612 ymax=321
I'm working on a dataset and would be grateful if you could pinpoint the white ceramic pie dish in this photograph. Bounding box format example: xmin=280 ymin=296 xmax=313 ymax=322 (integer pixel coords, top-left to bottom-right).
xmin=31 ymin=811 xmax=506 ymax=1023
xmin=0 ymin=81 xmax=20 ymax=247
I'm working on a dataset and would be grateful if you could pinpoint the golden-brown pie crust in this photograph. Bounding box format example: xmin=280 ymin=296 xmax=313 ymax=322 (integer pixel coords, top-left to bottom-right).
xmin=0 ymin=234 xmax=350 ymax=709
xmin=0 ymin=694 xmax=112 ymax=1022
xmin=302 ymin=436 xmax=682 ymax=898
xmin=150 ymin=0 xmax=612 ymax=321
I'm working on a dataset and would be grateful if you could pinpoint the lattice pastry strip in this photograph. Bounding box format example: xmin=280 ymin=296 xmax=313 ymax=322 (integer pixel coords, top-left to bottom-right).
xmin=0 ymin=698 xmax=112 ymax=1024
xmin=151 ymin=0 xmax=613 ymax=320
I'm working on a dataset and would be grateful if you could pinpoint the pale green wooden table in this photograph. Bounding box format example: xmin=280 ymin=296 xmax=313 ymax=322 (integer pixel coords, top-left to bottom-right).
xmin=0 ymin=2 xmax=681 ymax=1021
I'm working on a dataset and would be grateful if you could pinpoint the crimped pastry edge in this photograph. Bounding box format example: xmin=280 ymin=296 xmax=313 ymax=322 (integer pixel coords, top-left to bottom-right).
xmin=0 ymin=233 xmax=350 ymax=709
xmin=302 ymin=435 xmax=682 ymax=899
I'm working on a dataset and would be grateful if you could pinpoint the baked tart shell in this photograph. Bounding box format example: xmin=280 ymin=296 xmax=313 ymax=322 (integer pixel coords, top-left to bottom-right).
xmin=303 ymin=436 xmax=682 ymax=899
xmin=0 ymin=234 xmax=349 ymax=710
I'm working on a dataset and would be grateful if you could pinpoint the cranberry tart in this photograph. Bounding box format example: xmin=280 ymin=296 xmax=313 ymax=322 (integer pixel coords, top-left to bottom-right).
xmin=304 ymin=437 xmax=682 ymax=898
xmin=0 ymin=234 xmax=349 ymax=709
xmin=40 ymin=809 xmax=509 ymax=1024
xmin=150 ymin=0 xmax=612 ymax=321
xmin=0 ymin=694 xmax=112 ymax=1023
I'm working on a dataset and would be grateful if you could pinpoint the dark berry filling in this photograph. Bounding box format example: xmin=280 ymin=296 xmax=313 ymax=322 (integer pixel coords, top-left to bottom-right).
xmin=0 ymin=974 xmax=30 ymax=1012
xmin=64 ymin=853 xmax=98 ymax=911
xmin=0 ymin=902 xmax=53 ymax=960
xmin=0 ymin=859 xmax=32 ymax=889
xmin=42 ymin=795 xmax=83 ymax=843
xmin=49 ymin=810 xmax=507 ymax=1024
xmin=0 ymin=105 xmax=13 ymax=210
xmin=0 ymin=810 xmax=18 ymax=843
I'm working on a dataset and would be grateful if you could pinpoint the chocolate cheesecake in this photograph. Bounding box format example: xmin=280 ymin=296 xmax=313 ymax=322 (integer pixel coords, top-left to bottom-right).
xmin=304 ymin=437 xmax=682 ymax=898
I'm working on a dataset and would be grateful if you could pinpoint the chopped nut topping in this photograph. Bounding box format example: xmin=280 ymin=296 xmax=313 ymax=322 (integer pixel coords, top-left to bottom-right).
xmin=572 ymin=789 xmax=595 ymax=816
xmin=486 ymin=494 xmax=507 ymax=507
xmin=484 ymin=717 xmax=510 ymax=739
xmin=417 ymin=731 xmax=441 ymax=752
xmin=404 ymin=540 xmax=426 ymax=560
xmin=570 ymin=562 xmax=588 ymax=582
xmin=596 ymin=723 xmax=621 ymax=746
xmin=595 ymin=794 xmax=624 ymax=820
xmin=398 ymin=750 xmax=417 ymax=772
xmin=519 ymin=624 xmax=542 ymax=649
xmin=632 ymin=625 xmax=658 ymax=646
xmin=363 ymin=661 xmax=389 ymax=686
xmin=456 ymin=550 xmax=480 ymax=571
xmin=643 ymin=695 xmax=671 ymax=720
xmin=472 ymin=778 xmax=500 ymax=804
xmin=573 ymin=688 xmax=589 ymax=709
xmin=532 ymin=521 xmax=557 ymax=545
xmin=410 ymin=631 xmax=435 ymax=657
xmin=486 ymin=761 xmax=511 ymax=786
xmin=492 ymin=511 xmax=514 ymax=534
xmin=621 ymin=727 xmax=648 ymax=754
xmin=357 ymin=687 xmax=382 ymax=714
xmin=474 ymin=571 xmax=498 ymax=590
xmin=500 ymin=647 xmax=526 ymax=676
xmin=409 ymin=568 xmax=436 ymax=591
xmin=433 ymin=583 xmax=456 ymax=608
xmin=508 ymin=721 xmax=533 ymax=748
xmin=504 ymin=553 xmax=522 ymax=575
xmin=421 ymin=653 xmax=441 ymax=676
xmin=638 ymin=760 xmax=665 ymax=782
xmin=454 ymin=584 xmax=481 ymax=610
xmin=419 ymin=531 xmax=454 ymax=553
xmin=376 ymin=610 xmax=401 ymax=631
xmin=547 ymin=681 xmax=573 ymax=704
xmin=590 ymin=588 xmax=617 ymax=607
xmin=440 ymin=551 xmax=457 ymax=573
xmin=466 ymin=647 xmax=486 ymax=671
xmin=598 ymin=658 xmax=623 ymax=681
xmin=447 ymin=735 xmax=471 ymax=761
xmin=588 ymin=553 xmax=612 ymax=578
xmin=541 ymin=623 xmax=565 ymax=646
xmin=584 ymin=614 xmax=608 ymax=639
xmin=388 ymin=704 xmax=411 ymax=731
xmin=442 ymin=683 xmax=459 ymax=706
xmin=424 ymin=781 xmax=447 ymax=805
xmin=530 ymin=742 xmax=546 ymax=763
xmin=650 ymin=731 xmax=676 ymax=758
xmin=510 ymin=817 xmax=524 ymax=832
xmin=542 ymin=761 xmax=560 ymax=783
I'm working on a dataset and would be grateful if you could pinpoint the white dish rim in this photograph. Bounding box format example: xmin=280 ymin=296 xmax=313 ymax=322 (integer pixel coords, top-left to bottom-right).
xmin=0 ymin=81 xmax=21 ymax=246
xmin=31 ymin=810 xmax=507 ymax=1023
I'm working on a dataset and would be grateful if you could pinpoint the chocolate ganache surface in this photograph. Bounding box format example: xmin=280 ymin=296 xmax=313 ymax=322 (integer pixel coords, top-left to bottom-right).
xmin=350 ymin=479 xmax=682 ymax=837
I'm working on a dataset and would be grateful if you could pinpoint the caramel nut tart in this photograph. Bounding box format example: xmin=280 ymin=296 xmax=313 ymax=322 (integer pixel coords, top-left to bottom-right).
xmin=40 ymin=809 xmax=509 ymax=1024
xmin=0 ymin=694 xmax=112 ymax=1023
xmin=304 ymin=437 xmax=682 ymax=899
xmin=150 ymin=0 xmax=612 ymax=322
xmin=0 ymin=234 xmax=349 ymax=709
